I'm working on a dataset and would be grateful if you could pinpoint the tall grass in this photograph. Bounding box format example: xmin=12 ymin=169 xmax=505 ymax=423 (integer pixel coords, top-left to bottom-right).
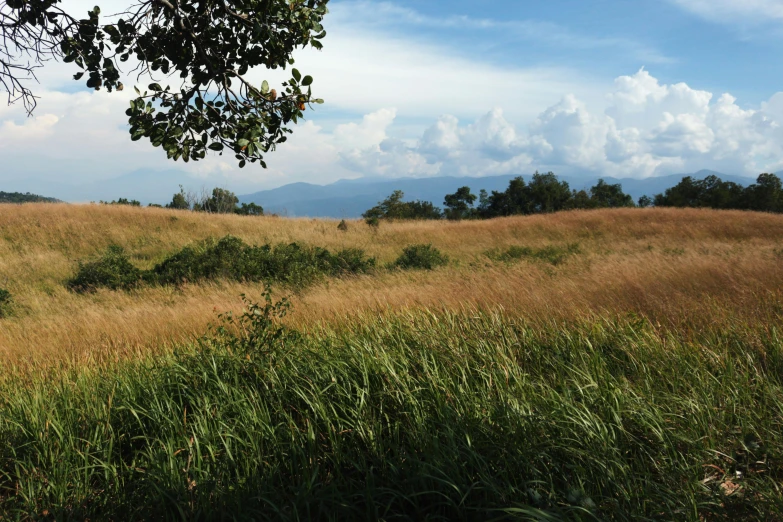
xmin=1 ymin=293 xmax=781 ymax=519
xmin=3 ymin=204 xmax=783 ymax=364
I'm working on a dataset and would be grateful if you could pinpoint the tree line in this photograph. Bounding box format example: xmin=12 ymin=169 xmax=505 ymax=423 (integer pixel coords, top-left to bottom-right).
xmin=101 ymin=186 xmax=264 ymax=216
xmin=362 ymin=172 xmax=783 ymax=222
xmin=0 ymin=191 xmax=61 ymax=204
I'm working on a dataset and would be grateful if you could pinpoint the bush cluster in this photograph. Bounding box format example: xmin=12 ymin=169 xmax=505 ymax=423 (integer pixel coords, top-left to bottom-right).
xmin=391 ymin=244 xmax=448 ymax=270
xmin=67 ymin=245 xmax=144 ymax=292
xmin=68 ymin=236 xmax=376 ymax=292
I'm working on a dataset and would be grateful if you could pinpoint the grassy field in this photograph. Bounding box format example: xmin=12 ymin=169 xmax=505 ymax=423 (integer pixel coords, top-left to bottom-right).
xmin=1 ymin=203 xmax=782 ymax=519
xmin=1 ymin=203 xmax=783 ymax=365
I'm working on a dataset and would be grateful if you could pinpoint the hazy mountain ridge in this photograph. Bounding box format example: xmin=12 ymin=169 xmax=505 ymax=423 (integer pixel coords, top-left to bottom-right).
xmin=2 ymin=169 xmax=759 ymax=214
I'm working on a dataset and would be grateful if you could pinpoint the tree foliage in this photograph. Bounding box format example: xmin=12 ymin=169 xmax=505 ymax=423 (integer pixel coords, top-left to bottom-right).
xmin=362 ymin=190 xmax=442 ymax=221
xmin=1 ymin=0 xmax=329 ymax=166
xmin=101 ymin=197 xmax=141 ymax=206
xmin=477 ymin=172 xmax=598 ymax=218
xmin=0 ymin=191 xmax=60 ymax=203
xmin=443 ymin=186 xmax=477 ymax=220
xmin=653 ymin=173 xmax=783 ymax=212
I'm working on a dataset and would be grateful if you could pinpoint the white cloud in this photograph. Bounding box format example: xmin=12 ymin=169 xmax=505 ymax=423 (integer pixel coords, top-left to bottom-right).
xmin=2 ymin=1 xmax=782 ymax=195
xmin=325 ymin=69 xmax=783 ymax=180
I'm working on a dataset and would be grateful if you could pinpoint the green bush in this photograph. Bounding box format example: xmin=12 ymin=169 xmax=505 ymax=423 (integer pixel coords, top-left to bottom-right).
xmin=487 ymin=243 xmax=581 ymax=265
xmin=365 ymin=216 xmax=379 ymax=228
xmin=337 ymin=219 xmax=348 ymax=231
xmin=0 ymin=288 xmax=11 ymax=317
xmin=392 ymin=244 xmax=448 ymax=270
xmin=69 ymin=236 xmax=376 ymax=292
xmin=68 ymin=245 xmax=144 ymax=293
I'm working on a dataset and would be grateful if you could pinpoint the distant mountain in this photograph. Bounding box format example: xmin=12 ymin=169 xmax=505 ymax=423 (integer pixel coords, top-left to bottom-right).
xmin=238 ymin=170 xmax=758 ymax=218
xmin=1 ymin=169 xmax=231 ymax=205
xmin=2 ymin=167 xmax=760 ymax=213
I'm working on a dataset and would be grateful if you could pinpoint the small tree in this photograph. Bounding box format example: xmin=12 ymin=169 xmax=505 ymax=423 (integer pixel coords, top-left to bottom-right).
xmin=337 ymin=219 xmax=348 ymax=231
xmin=235 ymin=202 xmax=264 ymax=216
xmin=166 ymin=186 xmax=190 ymax=210
xmin=638 ymin=195 xmax=653 ymax=208
xmin=526 ymin=172 xmax=572 ymax=213
xmin=589 ymin=179 xmax=634 ymax=208
xmin=443 ymin=186 xmax=477 ymax=220
xmin=204 ymin=188 xmax=239 ymax=214
xmin=362 ymin=191 xmax=442 ymax=220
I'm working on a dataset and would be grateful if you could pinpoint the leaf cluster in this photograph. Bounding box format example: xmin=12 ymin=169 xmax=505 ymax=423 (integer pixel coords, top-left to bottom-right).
xmin=3 ymin=0 xmax=329 ymax=166
xmin=362 ymin=190 xmax=443 ymax=221
xmin=653 ymin=173 xmax=783 ymax=212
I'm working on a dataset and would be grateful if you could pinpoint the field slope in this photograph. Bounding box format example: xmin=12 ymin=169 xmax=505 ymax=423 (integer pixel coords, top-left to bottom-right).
xmin=0 ymin=204 xmax=782 ymax=519
xmin=1 ymin=203 xmax=782 ymax=363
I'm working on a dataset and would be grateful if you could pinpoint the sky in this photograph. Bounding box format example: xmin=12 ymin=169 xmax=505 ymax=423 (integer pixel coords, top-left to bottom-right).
xmin=2 ymin=0 xmax=783 ymax=194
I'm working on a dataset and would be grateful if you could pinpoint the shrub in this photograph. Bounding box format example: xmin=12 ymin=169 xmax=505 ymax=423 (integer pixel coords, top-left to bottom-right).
xmin=68 ymin=246 xmax=143 ymax=292
xmin=150 ymin=236 xmax=375 ymax=288
xmin=365 ymin=216 xmax=380 ymax=228
xmin=332 ymin=248 xmax=376 ymax=274
xmin=0 ymin=288 xmax=11 ymax=317
xmin=337 ymin=219 xmax=348 ymax=232
xmin=392 ymin=244 xmax=448 ymax=270
xmin=69 ymin=236 xmax=376 ymax=292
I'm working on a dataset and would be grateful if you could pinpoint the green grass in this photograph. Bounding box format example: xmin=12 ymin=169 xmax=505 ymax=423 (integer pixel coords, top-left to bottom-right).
xmin=1 ymin=294 xmax=782 ymax=520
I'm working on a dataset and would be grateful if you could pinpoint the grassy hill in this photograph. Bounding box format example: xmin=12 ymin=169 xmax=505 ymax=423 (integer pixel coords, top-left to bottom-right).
xmin=1 ymin=204 xmax=782 ymax=518
xmin=1 ymin=203 xmax=781 ymax=363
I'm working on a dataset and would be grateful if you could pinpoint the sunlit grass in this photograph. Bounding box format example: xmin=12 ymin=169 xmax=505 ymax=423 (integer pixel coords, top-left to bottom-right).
xmin=1 ymin=301 xmax=781 ymax=519
xmin=2 ymin=203 xmax=783 ymax=365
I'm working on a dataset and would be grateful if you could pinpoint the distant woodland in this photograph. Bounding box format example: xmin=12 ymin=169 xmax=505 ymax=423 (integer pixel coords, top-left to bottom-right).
xmin=0 ymin=191 xmax=61 ymax=204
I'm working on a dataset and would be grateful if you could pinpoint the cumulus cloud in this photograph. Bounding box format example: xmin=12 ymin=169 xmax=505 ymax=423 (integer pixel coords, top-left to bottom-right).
xmin=331 ymin=69 xmax=783 ymax=180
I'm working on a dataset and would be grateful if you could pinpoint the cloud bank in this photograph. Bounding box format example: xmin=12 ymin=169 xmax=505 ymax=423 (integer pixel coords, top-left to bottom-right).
xmin=332 ymin=69 xmax=783 ymax=180
xmin=2 ymin=67 xmax=782 ymax=192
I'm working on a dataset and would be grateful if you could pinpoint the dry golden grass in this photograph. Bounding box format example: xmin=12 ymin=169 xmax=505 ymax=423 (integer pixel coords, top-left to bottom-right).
xmin=1 ymin=202 xmax=782 ymax=367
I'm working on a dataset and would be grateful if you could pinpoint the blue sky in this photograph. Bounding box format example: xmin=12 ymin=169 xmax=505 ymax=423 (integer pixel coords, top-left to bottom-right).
xmin=373 ymin=0 xmax=781 ymax=103
xmin=2 ymin=0 xmax=783 ymax=196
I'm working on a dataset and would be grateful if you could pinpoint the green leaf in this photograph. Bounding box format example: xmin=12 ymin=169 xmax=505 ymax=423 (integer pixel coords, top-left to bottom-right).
xmin=208 ymin=143 xmax=224 ymax=151
xmin=292 ymin=68 xmax=301 ymax=82
xmin=237 ymin=139 xmax=250 ymax=148
xmin=239 ymin=160 xmax=246 ymax=168
xmin=261 ymin=80 xmax=270 ymax=95
xmin=313 ymin=99 xmax=324 ymax=104
xmin=73 ymin=72 xmax=84 ymax=80
xmin=301 ymin=76 xmax=313 ymax=86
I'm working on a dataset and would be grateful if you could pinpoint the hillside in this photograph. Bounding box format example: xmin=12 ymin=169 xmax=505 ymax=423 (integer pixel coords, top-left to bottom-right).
xmin=1 ymin=203 xmax=782 ymax=519
xmin=1 ymin=202 xmax=781 ymax=364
